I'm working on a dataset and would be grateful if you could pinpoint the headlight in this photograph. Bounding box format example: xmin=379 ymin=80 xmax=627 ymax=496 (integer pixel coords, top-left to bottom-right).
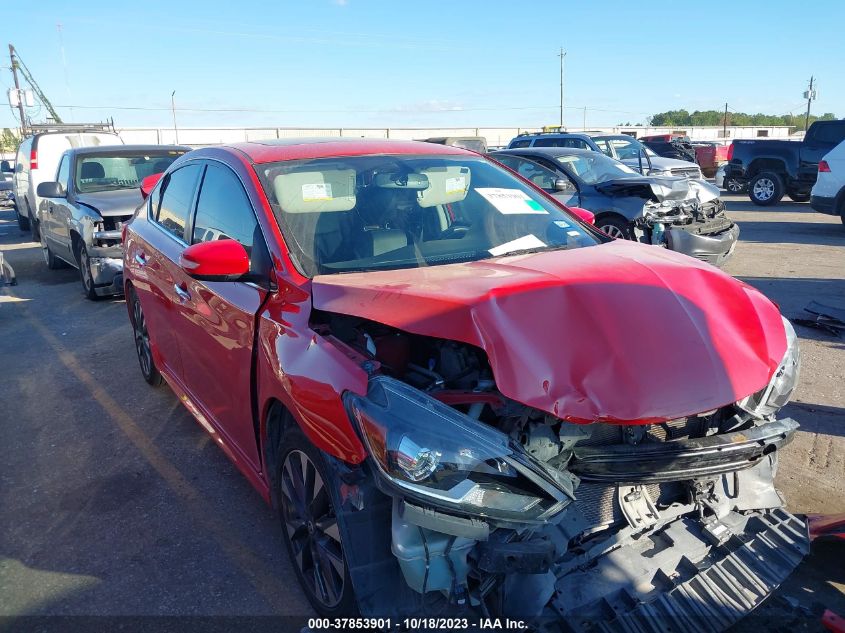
xmin=737 ymin=316 xmax=801 ymax=417
xmin=648 ymin=169 xmax=672 ymax=177
xmin=345 ymin=376 xmax=573 ymax=524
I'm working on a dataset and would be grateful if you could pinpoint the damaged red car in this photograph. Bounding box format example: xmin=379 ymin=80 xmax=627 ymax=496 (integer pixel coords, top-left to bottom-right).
xmin=123 ymin=139 xmax=806 ymax=630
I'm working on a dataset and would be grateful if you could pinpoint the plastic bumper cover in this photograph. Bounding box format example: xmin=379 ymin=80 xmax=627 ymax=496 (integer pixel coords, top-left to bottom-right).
xmin=811 ymin=195 xmax=838 ymax=216
xmin=666 ymin=222 xmax=740 ymax=267
xmin=89 ymin=255 xmax=124 ymax=296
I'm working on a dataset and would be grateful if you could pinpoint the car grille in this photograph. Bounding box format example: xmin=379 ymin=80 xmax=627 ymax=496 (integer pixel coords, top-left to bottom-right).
xmin=670 ymin=166 xmax=702 ymax=178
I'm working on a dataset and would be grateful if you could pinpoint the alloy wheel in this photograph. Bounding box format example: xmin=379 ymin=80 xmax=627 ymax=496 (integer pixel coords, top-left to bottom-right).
xmin=600 ymin=224 xmax=625 ymax=239
xmin=132 ymin=296 xmax=153 ymax=378
xmin=80 ymin=247 xmax=93 ymax=293
xmin=752 ymin=178 xmax=775 ymax=201
xmin=726 ymin=179 xmax=743 ymax=193
xmin=281 ymin=449 xmax=346 ymax=609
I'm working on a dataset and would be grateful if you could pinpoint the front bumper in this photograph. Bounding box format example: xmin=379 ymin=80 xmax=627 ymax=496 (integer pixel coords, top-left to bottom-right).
xmin=811 ymin=194 xmax=838 ymax=216
xmin=89 ymin=253 xmax=124 ymax=297
xmin=667 ymin=221 xmax=740 ymax=267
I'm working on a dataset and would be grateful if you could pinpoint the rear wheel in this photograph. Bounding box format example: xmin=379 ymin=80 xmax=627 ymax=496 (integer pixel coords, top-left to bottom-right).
xmin=15 ymin=206 xmax=30 ymax=231
xmin=277 ymin=428 xmax=355 ymax=616
xmin=748 ymin=172 xmax=784 ymax=206
xmin=129 ymin=287 xmax=163 ymax=386
xmin=725 ymin=178 xmax=745 ymax=193
xmin=596 ymin=215 xmax=634 ymax=240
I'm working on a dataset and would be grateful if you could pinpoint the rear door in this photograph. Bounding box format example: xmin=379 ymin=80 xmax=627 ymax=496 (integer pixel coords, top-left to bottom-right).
xmin=132 ymin=162 xmax=204 ymax=380
xmin=170 ymin=161 xmax=271 ymax=469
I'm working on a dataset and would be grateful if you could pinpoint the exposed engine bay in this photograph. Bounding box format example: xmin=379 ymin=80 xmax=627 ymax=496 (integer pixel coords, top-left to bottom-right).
xmin=316 ymin=309 xmax=807 ymax=631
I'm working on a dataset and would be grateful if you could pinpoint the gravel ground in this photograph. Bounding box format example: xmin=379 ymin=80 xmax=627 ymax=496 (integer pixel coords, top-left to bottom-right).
xmin=1 ymin=192 xmax=843 ymax=630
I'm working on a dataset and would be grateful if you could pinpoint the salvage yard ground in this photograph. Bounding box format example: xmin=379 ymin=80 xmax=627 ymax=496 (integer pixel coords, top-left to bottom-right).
xmin=1 ymin=194 xmax=844 ymax=627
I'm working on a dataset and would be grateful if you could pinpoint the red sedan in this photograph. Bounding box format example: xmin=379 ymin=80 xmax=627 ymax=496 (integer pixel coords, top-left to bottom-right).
xmin=123 ymin=139 xmax=804 ymax=627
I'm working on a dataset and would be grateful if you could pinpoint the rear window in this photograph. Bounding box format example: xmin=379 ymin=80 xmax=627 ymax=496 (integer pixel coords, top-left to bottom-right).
xmin=809 ymin=122 xmax=845 ymax=145
xmin=509 ymin=140 xmax=532 ymax=148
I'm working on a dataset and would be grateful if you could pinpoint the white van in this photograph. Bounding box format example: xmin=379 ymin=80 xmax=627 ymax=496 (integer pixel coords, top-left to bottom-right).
xmin=811 ymin=139 xmax=845 ymax=227
xmin=13 ymin=127 xmax=123 ymax=232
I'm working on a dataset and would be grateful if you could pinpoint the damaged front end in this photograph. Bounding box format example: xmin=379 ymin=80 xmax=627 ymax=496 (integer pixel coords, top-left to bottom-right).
xmin=331 ymin=311 xmax=806 ymax=631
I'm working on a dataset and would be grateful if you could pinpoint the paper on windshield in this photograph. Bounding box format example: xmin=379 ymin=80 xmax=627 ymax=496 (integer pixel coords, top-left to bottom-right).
xmin=302 ymin=183 xmax=333 ymax=201
xmin=477 ymin=188 xmax=548 ymax=214
xmin=445 ymin=176 xmax=467 ymax=195
xmin=488 ymin=235 xmax=546 ymax=256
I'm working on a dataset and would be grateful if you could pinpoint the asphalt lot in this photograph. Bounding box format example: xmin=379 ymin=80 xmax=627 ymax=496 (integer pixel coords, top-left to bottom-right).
xmin=1 ymin=194 xmax=844 ymax=629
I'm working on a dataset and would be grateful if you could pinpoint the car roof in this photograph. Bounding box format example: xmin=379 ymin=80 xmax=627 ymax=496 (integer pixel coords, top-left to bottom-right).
xmin=67 ymin=144 xmax=191 ymax=156
xmin=225 ymin=137 xmax=473 ymax=164
xmin=516 ymin=132 xmax=592 ymax=140
xmin=494 ymin=147 xmax=594 ymax=157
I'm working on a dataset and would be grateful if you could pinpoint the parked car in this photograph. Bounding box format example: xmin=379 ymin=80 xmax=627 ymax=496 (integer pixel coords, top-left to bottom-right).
xmin=715 ymin=163 xmax=745 ymax=193
xmin=420 ymin=136 xmax=488 ymax=153
xmin=725 ymin=119 xmax=845 ymax=206
xmin=492 ymin=147 xmax=739 ymax=266
xmin=13 ymin=125 xmax=124 ymax=232
xmin=124 ymin=138 xmax=805 ymax=629
xmin=811 ymin=139 xmax=845 ymax=226
xmin=639 ymin=133 xmax=697 ymax=163
xmin=691 ymin=141 xmax=730 ymax=178
xmin=36 ymin=144 xmax=189 ymax=298
xmin=0 ymin=179 xmax=15 ymax=209
xmin=508 ymin=132 xmax=703 ymax=178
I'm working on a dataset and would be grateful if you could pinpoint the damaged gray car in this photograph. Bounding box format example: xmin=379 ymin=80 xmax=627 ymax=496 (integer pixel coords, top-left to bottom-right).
xmin=492 ymin=147 xmax=740 ymax=266
xmin=35 ymin=144 xmax=188 ymax=298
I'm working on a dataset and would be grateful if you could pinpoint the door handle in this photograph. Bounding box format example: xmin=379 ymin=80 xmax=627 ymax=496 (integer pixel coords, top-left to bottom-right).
xmin=173 ymin=283 xmax=191 ymax=302
xmin=134 ymin=252 xmax=148 ymax=267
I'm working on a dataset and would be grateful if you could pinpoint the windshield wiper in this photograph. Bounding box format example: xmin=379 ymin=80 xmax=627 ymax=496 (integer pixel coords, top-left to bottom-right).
xmin=488 ymin=244 xmax=568 ymax=258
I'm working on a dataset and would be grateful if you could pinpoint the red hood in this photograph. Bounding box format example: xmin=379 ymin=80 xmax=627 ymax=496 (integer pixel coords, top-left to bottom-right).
xmin=312 ymin=241 xmax=786 ymax=424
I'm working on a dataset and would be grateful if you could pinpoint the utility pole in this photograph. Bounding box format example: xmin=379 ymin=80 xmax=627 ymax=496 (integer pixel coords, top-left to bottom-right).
xmin=8 ymin=44 xmax=27 ymax=133
xmin=558 ymin=48 xmax=566 ymax=130
xmin=171 ymin=90 xmax=179 ymax=144
xmin=583 ymin=106 xmax=586 ymax=131
xmin=804 ymin=76 xmax=815 ymax=132
xmin=723 ymin=102 xmax=728 ymax=138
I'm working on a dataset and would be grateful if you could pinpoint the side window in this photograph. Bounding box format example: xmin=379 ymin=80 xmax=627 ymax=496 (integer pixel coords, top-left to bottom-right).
xmin=155 ymin=163 xmax=202 ymax=241
xmin=534 ymin=138 xmax=564 ymax=148
xmin=192 ymin=164 xmax=258 ymax=252
xmin=509 ymin=140 xmax=531 ymax=148
xmin=512 ymin=157 xmax=558 ymax=191
xmin=592 ymin=139 xmax=612 ymax=156
xmin=56 ymin=156 xmax=70 ymax=187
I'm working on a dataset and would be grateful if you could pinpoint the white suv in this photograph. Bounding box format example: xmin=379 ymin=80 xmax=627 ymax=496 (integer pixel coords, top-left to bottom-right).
xmin=811 ymin=139 xmax=845 ymax=227
xmin=13 ymin=127 xmax=123 ymax=232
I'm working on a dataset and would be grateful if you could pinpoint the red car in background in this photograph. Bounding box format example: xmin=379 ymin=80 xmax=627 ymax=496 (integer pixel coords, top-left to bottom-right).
xmin=123 ymin=139 xmax=805 ymax=629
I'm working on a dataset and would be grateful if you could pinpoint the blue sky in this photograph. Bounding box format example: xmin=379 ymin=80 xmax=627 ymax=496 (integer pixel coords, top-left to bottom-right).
xmin=3 ymin=0 xmax=843 ymax=130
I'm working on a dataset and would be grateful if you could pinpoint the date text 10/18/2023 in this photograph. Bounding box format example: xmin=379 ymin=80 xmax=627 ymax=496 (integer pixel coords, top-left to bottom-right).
xmin=307 ymin=618 xmax=529 ymax=630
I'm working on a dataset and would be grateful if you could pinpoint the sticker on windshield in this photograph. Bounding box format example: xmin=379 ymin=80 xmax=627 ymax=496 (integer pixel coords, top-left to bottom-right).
xmin=302 ymin=183 xmax=333 ymax=201
xmin=554 ymin=220 xmax=571 ymax=229
xmin=477 ymin=188 xmax=548 ymax=214
xmin=445 ymin=176 xmax=467 ymax=195
xmin=488 ymin=235 xmax=546 ymax=256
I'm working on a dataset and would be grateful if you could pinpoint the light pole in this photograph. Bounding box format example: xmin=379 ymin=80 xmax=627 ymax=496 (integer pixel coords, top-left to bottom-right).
xmin=171 ymin=90 xmax=179 ymax=144
xmin=558 ymin=48 xmax=566 ymax=130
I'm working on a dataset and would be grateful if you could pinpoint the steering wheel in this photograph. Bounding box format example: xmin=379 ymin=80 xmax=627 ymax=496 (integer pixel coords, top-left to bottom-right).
xmin=439 ymin=221 xmax=471 ymax=240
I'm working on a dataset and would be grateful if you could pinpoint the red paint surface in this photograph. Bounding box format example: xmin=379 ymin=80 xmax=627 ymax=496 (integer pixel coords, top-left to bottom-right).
xmin=140 ymin=172 xmax=162 ymax=200
xmin=180 ymin=239 xmax=249 ymax=278
xmin=823 ymin=610 xmax=845 ymax=633
xmin=313 ymin=240 xmax=786 ymax=424
xmin=808 ymin=514 xmax=845 ymax=542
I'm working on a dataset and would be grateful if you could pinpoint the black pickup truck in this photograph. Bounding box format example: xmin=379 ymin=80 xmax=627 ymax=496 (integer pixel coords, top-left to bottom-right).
xmin=725 ymin=119 xmax=845 ymax=206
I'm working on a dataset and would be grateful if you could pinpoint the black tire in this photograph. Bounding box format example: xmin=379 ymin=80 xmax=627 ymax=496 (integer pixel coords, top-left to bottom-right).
xmin=15 ymin=206 xmax=30 ymax=231
xmin=596 ymin=215 xmax=635 ymax=240
xmin=748 ymin=171 xmax=784 ymax=206
xmin=128 ymin=287 xmax=164 ymax=387
xmin=40 ymin=229 xmax=66 ymax=270
xmin=77 ymin=243 xmax=99 ymax=300
xmin=786 ymin=191 xmax=811 ymax=203
xmin=31 ymin=216 xmax=41 ymax=241
xmin=725 ymin=178 xmax=745 ymax=193
xmin=277 ymin=427 xmax=356 ymax=617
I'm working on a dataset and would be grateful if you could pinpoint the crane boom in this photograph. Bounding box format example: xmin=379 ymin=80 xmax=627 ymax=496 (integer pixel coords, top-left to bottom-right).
xmin=10 ymin=45 xmax=63 ymax=124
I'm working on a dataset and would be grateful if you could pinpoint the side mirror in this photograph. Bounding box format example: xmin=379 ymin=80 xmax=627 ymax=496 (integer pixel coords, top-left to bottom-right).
xmin=179 ymin=239 xmax=249 ymax=281
xmin=37 ymin=181 xmax=66 ymax=198
xmin=553 ymin=178 xmax=571 ymax=191
xmin=0 ymin=160 xmax=12 ymax=173
xmin=568 ymin=206 xmax=595 ymax=225
xmin=140 ymin=172 xmax=163 ymax=200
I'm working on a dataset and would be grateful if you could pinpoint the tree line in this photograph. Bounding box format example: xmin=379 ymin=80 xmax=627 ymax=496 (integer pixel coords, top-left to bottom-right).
xmin=646 ymin=110 xmax=838 ymax=131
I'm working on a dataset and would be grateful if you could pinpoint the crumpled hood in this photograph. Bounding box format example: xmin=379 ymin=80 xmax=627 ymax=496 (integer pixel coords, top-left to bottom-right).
xmin=75 ymin=189 xmax=142 ymax=217
xmin=312 ymin=240 xmax=786 ymax=424
xmin=595 ymin=177 xmax=720 ymax=205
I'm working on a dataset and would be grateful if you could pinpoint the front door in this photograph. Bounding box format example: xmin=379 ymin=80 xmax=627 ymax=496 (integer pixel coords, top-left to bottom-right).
xmin=170 ymin=161 xmax=270 ymax=470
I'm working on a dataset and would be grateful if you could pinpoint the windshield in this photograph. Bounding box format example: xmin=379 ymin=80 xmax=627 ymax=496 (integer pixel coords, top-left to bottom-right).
xmin=257 ymin=155 xmax=600 ymax=276
xmin=554 ymin=153 xmax=638 ymax=185
xmin=75 ymin=151 xmax=187 ymax=193
xmin=597 ymin=137 xmax=657 ymax=160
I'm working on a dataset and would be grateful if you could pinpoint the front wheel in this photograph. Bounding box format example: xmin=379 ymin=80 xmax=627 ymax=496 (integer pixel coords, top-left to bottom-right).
xmin=748 ymin=172 xmax=784 ymax=206
xmin=596 ymin=215 xmax=634 ymax=240
xmin=277 ymin=428 xmax=356 ymax=616
xmin=77 ymin=244 xmax=99 ymax=300
xmin=129 ymin=287 xmax=163 ymax=386
xmin=40 ymin=230 xmax=65 ymax=270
